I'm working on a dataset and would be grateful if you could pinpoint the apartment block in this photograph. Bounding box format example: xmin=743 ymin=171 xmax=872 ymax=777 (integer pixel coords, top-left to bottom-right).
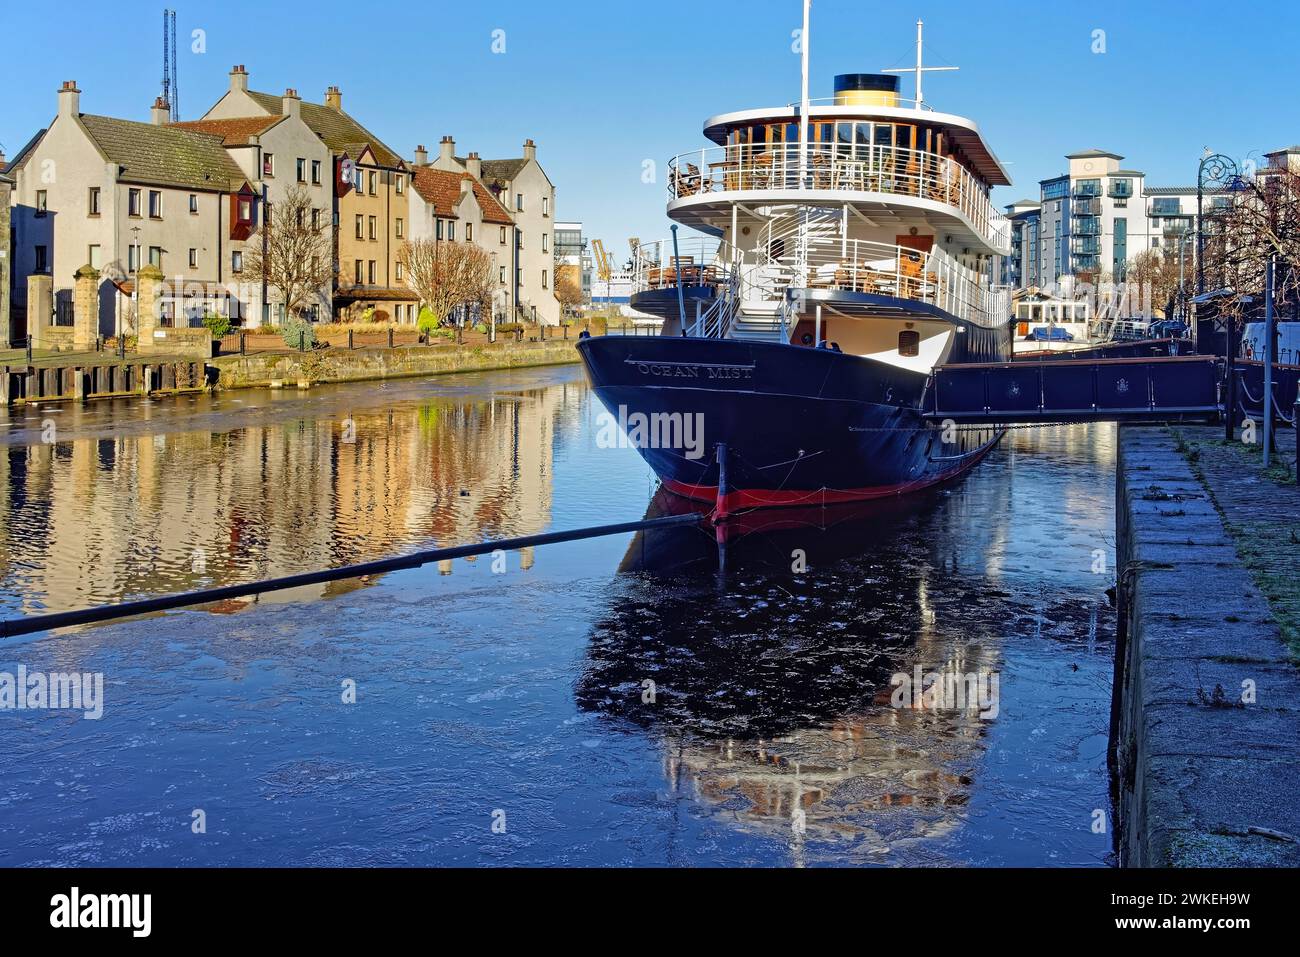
xmin=426 ymin=136 xmax=560 ymax=325
xmin=0 ymin=167 xmax=12 ymax=345
xmin=553 ymin=221 xmax=590 ymax=305
xmin=5 ymin=81 xmax=255 ymax=339
xmin=408 ymin=148 xmax=515 ymax=322
xmin=202 ymin=67 xmax=416 ymax=322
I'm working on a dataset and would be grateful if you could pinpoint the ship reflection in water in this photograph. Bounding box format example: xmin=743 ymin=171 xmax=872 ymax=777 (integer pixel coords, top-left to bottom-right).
xmin=579 ymin=481 xmax=1099 ymax=862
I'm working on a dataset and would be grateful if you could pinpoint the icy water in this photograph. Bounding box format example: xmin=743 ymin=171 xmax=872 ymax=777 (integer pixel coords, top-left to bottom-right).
xmin=0 ymin=365 xmax=1117 ymax=866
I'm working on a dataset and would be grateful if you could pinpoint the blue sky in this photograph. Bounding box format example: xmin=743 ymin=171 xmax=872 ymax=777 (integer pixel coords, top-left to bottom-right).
xmin=3 ymin=0 xmax=1297 ymax=252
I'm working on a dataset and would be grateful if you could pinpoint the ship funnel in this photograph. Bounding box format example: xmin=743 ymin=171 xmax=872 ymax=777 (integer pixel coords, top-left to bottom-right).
xmin=834 ymin=74 xmax=900 ymax=107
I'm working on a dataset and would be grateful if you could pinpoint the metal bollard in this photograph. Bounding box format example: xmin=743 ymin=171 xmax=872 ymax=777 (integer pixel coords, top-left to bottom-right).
xmin=239 ymin=331 xmax=246 ymax=356
xmin=26 ymin=335 xmax=33 ymax=364
xmin=299 ymin=329 xmax=306 ymax=352
xmin=348 ymin=329 xmax=354 ymax=350
xmin=388 ymin=327 xmax=394 ymax=349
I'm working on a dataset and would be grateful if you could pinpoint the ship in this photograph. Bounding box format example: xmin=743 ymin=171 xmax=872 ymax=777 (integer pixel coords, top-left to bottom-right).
xmin=577 ymin=9 xmax=1015 ymax=517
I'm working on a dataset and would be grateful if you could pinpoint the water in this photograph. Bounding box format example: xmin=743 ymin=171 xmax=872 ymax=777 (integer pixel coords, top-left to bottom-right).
xmin=0 ymin=366 xmax=1117 ymax=866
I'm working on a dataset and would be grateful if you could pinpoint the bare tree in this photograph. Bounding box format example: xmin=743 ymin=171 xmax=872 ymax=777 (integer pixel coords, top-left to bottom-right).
xmin=554 ymin=265 xmax=583 ymax=318
xmin=1202 ymin=164 xmax=1300 ymax=325
xmin=1126 ymin=248 xmax=1185 ymax=318
xmin=243 ymin=185 xmax=335 ymax=321
xmin=398 ymin=238 xmax=493 ymax=325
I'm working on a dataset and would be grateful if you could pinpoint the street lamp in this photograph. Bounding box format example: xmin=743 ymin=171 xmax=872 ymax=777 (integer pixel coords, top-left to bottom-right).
xmin=1196 ymin=152 xmax=1237 ymax=296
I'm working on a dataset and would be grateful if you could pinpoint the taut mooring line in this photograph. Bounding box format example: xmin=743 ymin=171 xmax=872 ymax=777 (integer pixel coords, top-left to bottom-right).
xmin=0 ymin=513 xmax=707 ymax=639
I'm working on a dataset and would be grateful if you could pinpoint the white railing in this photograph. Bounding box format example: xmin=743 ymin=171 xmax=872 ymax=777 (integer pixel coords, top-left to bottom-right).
xmin=782 ymin=95 xmax=935 ymax=111
xmin=667 ymin=143 xmax=1010 ymax=252
xmin=630 ymin=233 xmax=1010 ymax=333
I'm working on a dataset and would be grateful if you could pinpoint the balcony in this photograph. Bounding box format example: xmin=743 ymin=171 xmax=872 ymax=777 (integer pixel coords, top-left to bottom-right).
xmin=1072 ymin=181 xmax=1101 ymax=198
xmin=666 ymin=143 xmax=1009 ymax=253
xmin=1108 ymin=180 xmax=1133 ymax=199
xmin=1071 ymin=236 xmax=1100 ymax=255
xmin=1074 ymin=219 xmax=1102 ymax=236
xmin=1072 ymin=197 xmax=1100 ymax=217
xmin=1149 ymin=199 xmax=1184 ymax=217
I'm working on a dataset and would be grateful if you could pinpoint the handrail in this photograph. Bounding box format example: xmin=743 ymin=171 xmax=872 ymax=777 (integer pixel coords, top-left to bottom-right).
xmin=781 ymin=95 xmax=935 ymax=112
xmin=667 ymin=143 xmax=1009 ymax=252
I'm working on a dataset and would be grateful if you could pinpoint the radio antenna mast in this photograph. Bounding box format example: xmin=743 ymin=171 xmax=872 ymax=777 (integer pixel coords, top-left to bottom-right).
xmin=162 ymin=9 xmax=179 ymax=121
xmin=882 ymin=19 xmax=958 ymax=107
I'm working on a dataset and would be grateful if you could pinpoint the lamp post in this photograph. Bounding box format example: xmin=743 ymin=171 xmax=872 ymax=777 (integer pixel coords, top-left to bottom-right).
xmin=1196 ymin=153 xmax=1236 ymax=296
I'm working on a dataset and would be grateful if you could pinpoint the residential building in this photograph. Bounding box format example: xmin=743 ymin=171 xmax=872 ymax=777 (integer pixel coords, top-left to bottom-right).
xmin=1001 ymin=199 xmax=1040 ymax=290
xmin=407 ymin=155 xmax=514 ymax=322
xmin=6 ymin=81 xmax=254 ymax=339
xmin=426 ymin=136 xmax=560 ymax=325
xmin=553 ymin=221 xmax=591 ymax=305
xmin=202 ymin=66 xmax=416 ymax=323
xmin=172 ymin=87 xmax=335 ymax=323
xmin=0 ymin=165 xmax=12 ymax=345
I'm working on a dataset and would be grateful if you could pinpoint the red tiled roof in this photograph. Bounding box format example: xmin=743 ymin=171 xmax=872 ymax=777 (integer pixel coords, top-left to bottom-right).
xmin=170 ymin=116 xmax=283 ymax=145
xmin=412 ymin=167 xmax=514 ymax=225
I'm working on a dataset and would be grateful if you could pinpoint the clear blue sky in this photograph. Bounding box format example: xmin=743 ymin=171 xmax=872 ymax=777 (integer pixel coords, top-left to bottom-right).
xmin=3 ymin=0 xmax=1297 ymax=254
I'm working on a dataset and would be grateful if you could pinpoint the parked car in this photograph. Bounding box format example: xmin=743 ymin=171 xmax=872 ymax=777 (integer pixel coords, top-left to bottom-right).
xmin=1024 ymin=326 xmax=1075 ymax=342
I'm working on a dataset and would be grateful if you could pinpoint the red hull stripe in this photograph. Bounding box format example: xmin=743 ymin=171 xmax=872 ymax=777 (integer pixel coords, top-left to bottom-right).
xmin=662 ymin=443 xmax=998 ymax=513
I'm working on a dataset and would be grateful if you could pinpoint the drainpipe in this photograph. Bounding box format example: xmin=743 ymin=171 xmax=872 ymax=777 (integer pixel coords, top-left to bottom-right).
xmin=261 ymin=183 xmax=269 ymax=325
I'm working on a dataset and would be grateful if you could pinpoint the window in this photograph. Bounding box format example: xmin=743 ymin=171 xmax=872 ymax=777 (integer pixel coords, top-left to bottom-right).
xmin=367 ymin=260 xmax=376 ymax=284
xmin=396 ymin=217 xmax=403 ymax=239
xmin=263 ymin=153 xmax=274 ymax=177
xmin=296 ymin=158 xmax=306 ymax=183
xmin=436 ymin=219 xmax=443 ymax=240
xmin=35 ymin=245 xmax=49 ymax=272
xmin=500 ymin=226 xmax=507 ymax=245
xmin=466 ymin=223 xmax=473 ymax=242
xmin=148 ymin=191 xmax=162 ymax=218
xmin=127 ymin=245 xmax=137 ymax=272
xmin=311 ymin=208 xmax=320 ymax=230
xmin=88 ymin=244 xmax=101 ymax=269
xmin=542 ymin=269 xmax=548 ymax=289
xmin=542 ymin=196 xmax=549 ymax=217
xmin=311 ymin=160 xmax=322 ymax=185
xmin=189 ymin=193 xmax=198 ymax=214
xmin=355 ymin=259 xmax=363 ymax=284
xmin=898 ymin=330 xmax=920 ymax=357
xmin=448 ymin=222 xmax=455 ymax=241
xmin=369 ymin=171 xmax=377 ymax=195
xmin=188 ymin=248 xmax=197 ymax=268
xmin=232 ymin=250 xmax=243 ymax=273
xmin=238 ymin=197 xmax=253 ymax=223
xmin=355 ymin=214 xmax=364 ymax=240
xmin=516 ymin=232 xmax=523 ymax=249
xmin=499 ymin=266 xmax=506 ymax=284
xmin=148 ymin=246 xmax=162 ymax=268
xmin=542 ymin=233 xmax=548 ymax=253
xmin=128 ymin=188 xmax=142 ymax=216
xmin=395 ymin=176 xmax=404 ymax=195
xmin=395 ymin=261 xmax=404 ymax=281
xmin=88 ymin=187 xmax=101 ymax=216
xmin=368 ymin=215 xmax=377 ymax=241
xmin=515 ymin=193 xmax=524 ymax=212
xmin=35 ymin=190 xmax=47 ymax=215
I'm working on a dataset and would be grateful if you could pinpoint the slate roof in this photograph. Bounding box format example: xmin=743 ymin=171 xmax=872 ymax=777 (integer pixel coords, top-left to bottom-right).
xmin=170 ymin=115 xmax=284 ymax=145
xmin=1 ymin=127 xmax=48 ymax=175
xmin=1066 ymin=148 xmax=1124 ymax=160
xmin=478 ymin=158 xmax=529 ymax=186
xmin=80 ymin=115 xmax=247 ymax=191
xmin=246 ymin=90 xmax=403 ymax=167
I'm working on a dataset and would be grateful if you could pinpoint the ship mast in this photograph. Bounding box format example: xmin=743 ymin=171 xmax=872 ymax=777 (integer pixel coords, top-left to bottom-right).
xmin=794 ymin=0 xmax=812 ymax=291
xmin=883 ymin=19 xmax=958 ymax=108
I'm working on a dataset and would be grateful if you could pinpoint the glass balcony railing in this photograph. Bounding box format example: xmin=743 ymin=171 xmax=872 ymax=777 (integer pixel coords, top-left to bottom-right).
xmin=1072 ymin=181 xmax=1101 ymax=197
xmin=1074 ymin=219 xmax=1102 ymax=236
xmin=1108 ymin=181 xmax=1133 ymax=198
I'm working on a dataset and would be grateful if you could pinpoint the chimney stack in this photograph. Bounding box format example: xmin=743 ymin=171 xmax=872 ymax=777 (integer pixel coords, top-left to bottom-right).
xmin=466 ymin=152 xmax=482 ymax=180
xmin=324 ymin=85 xmax=342 ymax=111
xmin=413 ymin=144 xmax=428 ymax=166
xmin=282 ymin=87 xmax=300 ymax=119
xmin=460 ymin=176 xmax=472 ymax=197
xmin=439 ymin=135 xmax=456 ymax=165
xmin=229 ymin=65 xmax=248 ymax=94
xmin=522 ymin=138 xmax=536 ymax=162
xmin=58 ymin=80 xmax=81 ymax=119
xmin=150 ymin=97 xmax=170 ymax=125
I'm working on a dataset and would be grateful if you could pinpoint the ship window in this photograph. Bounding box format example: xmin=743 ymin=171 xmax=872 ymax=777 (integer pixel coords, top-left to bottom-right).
xmin=855 ymin=123 xmax=872 ymax=158
xmin=874 ymin=124 xmax=894 ymax=146
xmin=837 ymin=123 xmax=854 ymax=157
xmin=898 ymin=330 xmax=920 ymax=357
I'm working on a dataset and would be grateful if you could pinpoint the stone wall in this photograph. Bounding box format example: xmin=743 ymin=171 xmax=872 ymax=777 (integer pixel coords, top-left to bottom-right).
xmin=211 ymin=339 xmax=580 ymax=390
xmin=1112 ymin=426 xmax=1300 ymax=866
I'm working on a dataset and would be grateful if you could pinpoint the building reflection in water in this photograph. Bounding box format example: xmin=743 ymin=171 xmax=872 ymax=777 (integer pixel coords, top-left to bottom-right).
xmin=578 ymin=479 xmax=1017 ymax=862
xmin=0 ymin=382 xmax=571 ymax=616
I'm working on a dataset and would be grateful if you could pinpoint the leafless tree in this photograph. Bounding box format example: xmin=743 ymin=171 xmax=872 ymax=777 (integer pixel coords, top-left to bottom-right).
xmin=1202 ymin=164 xmax=1300 ymax=325
xmin=554 ymin=265 xmax=583 ymax=318
xmin=398 ymin=238 xmax=493 ymax=325
xmin=243 ymin=186 xmax=335 ymax=320
xmin=1126 ymin=248 xmax=1185 ymax=318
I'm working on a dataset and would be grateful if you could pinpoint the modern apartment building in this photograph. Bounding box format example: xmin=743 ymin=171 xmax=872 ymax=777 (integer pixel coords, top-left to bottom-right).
xmin=1001 ymin=199 xmax=1040 ymax=290
xmin=408 ymin=155 xmax=515 ymax=321
xmin=202 ymin=67 xmax=417 ymax=323
xmin=426 ymin=136 xmax=560 ymax=325
xmin=553 ymin=221 xmax=590 ymax=304
xmin=6 ymin=81 xmax=255 ymax=339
